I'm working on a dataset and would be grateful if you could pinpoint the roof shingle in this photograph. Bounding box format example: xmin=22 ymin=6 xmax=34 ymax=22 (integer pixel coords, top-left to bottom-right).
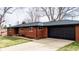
xmin=8 ymin=20 xmax=79 ymax=28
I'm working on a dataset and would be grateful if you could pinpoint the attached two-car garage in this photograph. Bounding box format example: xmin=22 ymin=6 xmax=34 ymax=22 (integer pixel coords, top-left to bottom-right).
xmin=48 ymin=25 xmax=75 ymax=40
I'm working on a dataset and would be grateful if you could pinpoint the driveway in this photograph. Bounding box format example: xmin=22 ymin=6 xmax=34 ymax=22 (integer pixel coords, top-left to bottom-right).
xmin=0 ymin=38 xmax=74 ymax=51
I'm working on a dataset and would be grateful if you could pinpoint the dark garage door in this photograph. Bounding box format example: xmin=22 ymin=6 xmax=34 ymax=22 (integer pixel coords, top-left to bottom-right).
xmin=48 ymin=25 xmax=75 ymax=40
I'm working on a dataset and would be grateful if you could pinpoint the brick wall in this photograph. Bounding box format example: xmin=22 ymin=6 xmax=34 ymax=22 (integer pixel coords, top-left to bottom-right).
xmin=7 ymin=27 xmax=48 ymax=39
xmin=19 ymin=27 xmax=36 ymax=38
xmin=36 ymin=27 xmax=48 ymax=39
xmin=18 ymin=27 xmax=48 ymax=39
xmin=7 ymin=28 xmax=16 ymax=36
xmin=75 ymin=25 xmax=79 ymax=42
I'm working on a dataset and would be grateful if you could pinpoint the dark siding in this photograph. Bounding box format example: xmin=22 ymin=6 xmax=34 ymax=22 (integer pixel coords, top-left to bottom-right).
xmin=48 ymin=25 xmax=75 ymax=40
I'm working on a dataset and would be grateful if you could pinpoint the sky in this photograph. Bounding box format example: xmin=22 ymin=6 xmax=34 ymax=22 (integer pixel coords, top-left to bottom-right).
xmin=4 ymin=8 xmax=49 ymax=26
xmin=4 ymin=8 xmax=27 ymax=26
xmin=3 ymin=7 xmax=79 ymax=27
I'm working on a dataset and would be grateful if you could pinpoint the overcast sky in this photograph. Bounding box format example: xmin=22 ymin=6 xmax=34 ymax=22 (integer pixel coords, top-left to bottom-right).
xmin=3 ymin=7 xmax=79 ymax=26
xmin=3 ymin=8 xmax=49 ymax=26
xmin=4 ymin=8 xmax=26 ymax=26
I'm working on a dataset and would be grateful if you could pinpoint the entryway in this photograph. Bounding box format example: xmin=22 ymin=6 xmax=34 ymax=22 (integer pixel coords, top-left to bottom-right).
xmin=15 ymin=28 xmax=19 ymax=35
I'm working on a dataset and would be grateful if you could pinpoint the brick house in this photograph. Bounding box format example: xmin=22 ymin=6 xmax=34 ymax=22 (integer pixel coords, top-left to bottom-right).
xmin=7 ymin=20 xmax=79 ymax=42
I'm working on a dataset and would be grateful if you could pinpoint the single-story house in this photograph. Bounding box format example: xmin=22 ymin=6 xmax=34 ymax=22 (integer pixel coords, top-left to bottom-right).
xmin=7 ymin=20 xmax=79 ymax=42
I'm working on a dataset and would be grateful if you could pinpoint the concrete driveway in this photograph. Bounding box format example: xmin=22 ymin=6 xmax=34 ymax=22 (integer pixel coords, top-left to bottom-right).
xmin=0 ymin=38 xmax=74 ymax=51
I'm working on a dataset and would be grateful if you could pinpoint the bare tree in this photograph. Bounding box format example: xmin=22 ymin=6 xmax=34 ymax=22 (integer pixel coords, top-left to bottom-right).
xmin=26 ymin=7 xmax=44 ymax=23
xmin=41 ymin=7 xmax=79 ymax=21
xmin=41 ymin=7 xmax=51 ymax=21
xmin=0 ymin=7 xmax=11 ymax=24
xmin=56 ymin=7 xmax=77 ymax=20
xmin=0 ymin=7 xmax=16 ymax=28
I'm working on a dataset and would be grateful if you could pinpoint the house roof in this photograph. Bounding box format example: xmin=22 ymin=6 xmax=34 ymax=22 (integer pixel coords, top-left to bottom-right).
xmin=8 ymin=20 xmax=79 ymax=28
xmin=43 ymin=20 xmax=79 ymax=26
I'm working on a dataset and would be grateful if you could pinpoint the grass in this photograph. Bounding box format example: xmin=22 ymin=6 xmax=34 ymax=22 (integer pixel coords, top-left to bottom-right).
xmin=58 ymin=42 xmax=79 ymax=51
xmin=0 ymin=36 xmax=31 ymax=48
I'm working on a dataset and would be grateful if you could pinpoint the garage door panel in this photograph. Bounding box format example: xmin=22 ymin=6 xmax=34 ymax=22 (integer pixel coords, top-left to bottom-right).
xmin=48 ymin=25 xmax=75 ymax=40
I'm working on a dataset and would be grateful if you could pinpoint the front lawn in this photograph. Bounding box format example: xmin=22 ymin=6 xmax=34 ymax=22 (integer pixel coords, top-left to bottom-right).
xmin=58 ymin=42 xmax=79 ymax=51
xmin=0 ymin=36 xmax=31 ymax=48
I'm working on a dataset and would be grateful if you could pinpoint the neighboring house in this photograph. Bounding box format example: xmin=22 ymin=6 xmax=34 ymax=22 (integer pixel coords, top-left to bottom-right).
xmin=0 ymin=29 xmax=7 ymax=36
xmin=7 ymin=20 xmax=79 ymax=42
